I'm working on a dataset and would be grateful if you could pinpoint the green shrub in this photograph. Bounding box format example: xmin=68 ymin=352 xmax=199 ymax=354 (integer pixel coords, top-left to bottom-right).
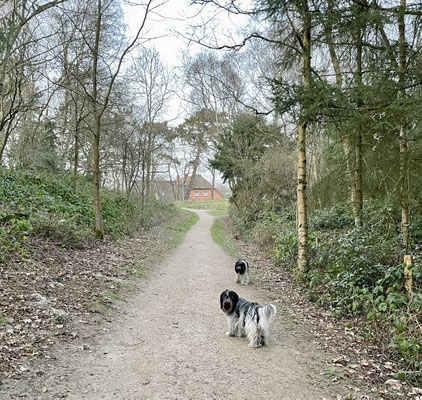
xmin=302 ymin=226 xmax=402 ymax=314
xmin=266 ymin=201 xmax=421 ymax=381
xmin=0 ymin=168 xmax=178 ymax=259
xmin=229 ymin=205 xmax=260 ymax=239
xmin=250 ymin=211 xmax=294 ymax=251
xmin=273 ymin=230 xmax=298 ymax=268
xmin=309 ymin=203 xmax=354 ymax=230
xmin=361 ymin=199 xmax=401 ymax=237
xmin=411 ymin=215 xmax=422 ymax=244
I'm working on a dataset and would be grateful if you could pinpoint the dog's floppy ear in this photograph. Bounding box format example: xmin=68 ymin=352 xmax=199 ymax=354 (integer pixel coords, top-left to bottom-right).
xmin=220 ymin=290 xmax=229 ymax=310
xmin=229 ymin=290 xmax=239 ymax=307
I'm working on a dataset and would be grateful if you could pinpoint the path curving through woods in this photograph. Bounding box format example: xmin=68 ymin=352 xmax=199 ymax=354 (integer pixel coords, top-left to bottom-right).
xmin=5 ymin=210 xmax=352 ymax=399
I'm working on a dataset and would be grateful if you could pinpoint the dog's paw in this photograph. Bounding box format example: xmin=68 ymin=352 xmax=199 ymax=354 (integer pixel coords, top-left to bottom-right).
xmin=249 ymin=342 xmax=262 ymax=348
xmin=226 ymin=331 xmax=235 ymax=337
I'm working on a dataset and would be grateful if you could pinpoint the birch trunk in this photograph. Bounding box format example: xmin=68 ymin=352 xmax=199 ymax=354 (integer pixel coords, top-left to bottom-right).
xmin=297 ymin=0 xmax=311 ymax=273
xmin=398 ymin=0 xmax=410 ymax=249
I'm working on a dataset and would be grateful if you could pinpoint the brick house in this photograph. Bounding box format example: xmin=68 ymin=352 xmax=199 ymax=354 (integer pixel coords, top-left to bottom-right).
xmin=151 ymin=175 xmax=224 ymax=201
xmin=179 ymin=175 xmax=223 ymax=200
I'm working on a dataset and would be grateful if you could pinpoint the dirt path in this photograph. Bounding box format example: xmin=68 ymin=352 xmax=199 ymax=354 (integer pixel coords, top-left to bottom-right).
xmin=3 ymin=210 xmax=355 ymax=399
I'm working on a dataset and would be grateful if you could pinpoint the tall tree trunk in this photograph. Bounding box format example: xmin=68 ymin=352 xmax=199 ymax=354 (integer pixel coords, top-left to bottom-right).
xmin=92 ymin=0 xmax=104 ymax=239
xmin=398 ymin=0 xmax=410 ymax=250
xmin=145 ymin=128 xmax=152 ymax=202
xmin=324 ymin=24 xmax=355 ymax=208
xmin=185 ymin=135 xmax=204 ymax=200
xmin=73 ymin=130 xmax=79 ymax=194
xmin=354 ymin=27 xmax=364 ymax=228
xmin=72 ymin=97 xmax=81 ymax=194
xmin=122 ymin=141 xmax=128 ymax=193
xmin=324 ymin=1 xmax=363 ymax=227
xmin=297 ymin=121 xmax=308 ymax=272
xmin=93 ymin=112 xmax=104 ymax=239
xmin=297 ymin=0 xmax=311 ymax=273
xmin=140 ymin=144 xmax=148 ymax=216
xmin=168 ymin=165 xmax=178 ymax=200
xmin=211 ymin=168 xmax=216 ymax=200
xmin=341 ymin=135 xmax=355 ymax=203
xmin=0 ymin=124 xmax=12 ymax=164
xmin=354 ymin=131 xmax=363 ymax=227
xmin=375 ymin=9 xmax=410 ymax=246
xmin=0 ymin=21 xmax=13 ymax=165
xmin=145 ymin=153 xmax=151 ymax=201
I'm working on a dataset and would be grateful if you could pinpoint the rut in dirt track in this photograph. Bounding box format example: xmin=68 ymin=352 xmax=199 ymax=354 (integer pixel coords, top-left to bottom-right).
xmin=36 ymin=210 xmax=345 ymax=399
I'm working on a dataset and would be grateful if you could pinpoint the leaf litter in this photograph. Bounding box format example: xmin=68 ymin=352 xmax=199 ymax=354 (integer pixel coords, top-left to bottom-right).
xmin=0 ymin=227 xmax=170 ymax=387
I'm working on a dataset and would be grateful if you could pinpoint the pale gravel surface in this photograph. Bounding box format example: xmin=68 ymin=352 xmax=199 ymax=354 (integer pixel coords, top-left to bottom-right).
xmin=3 ymin=210 xmax=350 ymax=399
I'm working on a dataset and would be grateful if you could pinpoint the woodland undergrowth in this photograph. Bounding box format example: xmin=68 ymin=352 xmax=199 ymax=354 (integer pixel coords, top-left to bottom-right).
xmin=231 ymin=201 xmax=422 ymax=385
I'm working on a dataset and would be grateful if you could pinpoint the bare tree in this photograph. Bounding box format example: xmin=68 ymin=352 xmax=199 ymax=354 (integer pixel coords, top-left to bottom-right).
xmin=0 ymin=0 xmax=67 ymax=163
xmin=181 ymin=51 xmax=245 ymax=120
xmin=52 ymin=0 xmax=158 ymax=239
xmin=131 ymin=46 xmax=173 ymax=201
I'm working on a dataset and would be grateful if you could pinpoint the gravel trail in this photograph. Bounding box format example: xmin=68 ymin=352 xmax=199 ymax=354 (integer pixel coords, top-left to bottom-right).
xmin=5 ymin=209 xmax=346 ymax=399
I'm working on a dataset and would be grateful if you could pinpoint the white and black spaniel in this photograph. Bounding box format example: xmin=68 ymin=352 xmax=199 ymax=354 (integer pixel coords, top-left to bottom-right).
xmin=220 ymin=289 xmax=276 ymax=348
xmin=234 ymin=258 xmax=250 ymax=285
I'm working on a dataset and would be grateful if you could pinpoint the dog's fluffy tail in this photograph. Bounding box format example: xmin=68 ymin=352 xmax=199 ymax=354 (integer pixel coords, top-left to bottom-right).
xmin=258 ymin=304 xmax=276 ymax=326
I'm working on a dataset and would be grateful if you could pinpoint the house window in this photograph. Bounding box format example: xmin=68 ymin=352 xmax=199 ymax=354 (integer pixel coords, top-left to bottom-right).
xmin=195 ymin=191 xmax=199 ymax=197
xmin=203 ymin=191 xmax=208 ymax=197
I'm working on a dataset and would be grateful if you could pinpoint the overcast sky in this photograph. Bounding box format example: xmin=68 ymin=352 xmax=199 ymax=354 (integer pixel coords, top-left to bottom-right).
xmin=122 ymin=0 xmax=249 ymax=69
xmin=121 ymin=0 xmax=248 ymax=126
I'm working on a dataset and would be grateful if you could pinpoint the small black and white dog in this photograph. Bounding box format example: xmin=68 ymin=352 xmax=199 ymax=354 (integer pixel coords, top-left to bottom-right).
xmin=220 ymin=289 xmax=276 ymax=347
xmin=234 ymin=258 xmax=250 ymax=285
